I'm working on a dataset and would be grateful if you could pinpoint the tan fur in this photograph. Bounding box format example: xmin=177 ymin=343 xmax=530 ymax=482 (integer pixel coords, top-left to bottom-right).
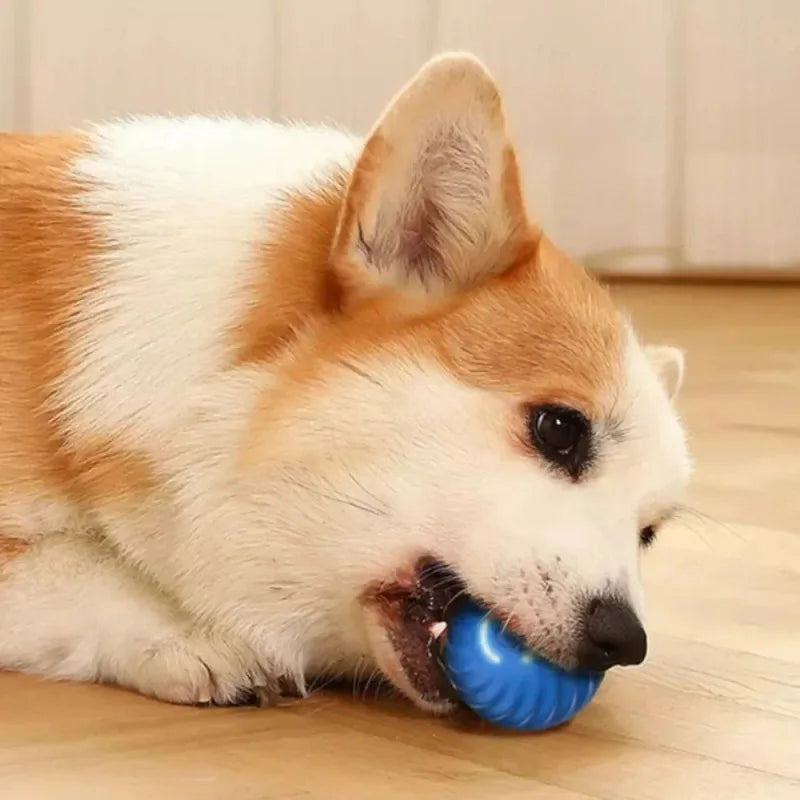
xmin=70 ymin=442 xmax=157 ymax=502
xmin=328 ymin=56 xmax=619 ymax=414
xmin=232 ymin=166 xmax=349 ymax=366
xmin=434 ymin=237 xmax=622 ymax=417
xmin=240 ymin=192 xmax=619 ymax=448
xmin=0 ymin=135 xmax=156 ymax=539
xmin=237 ymin=56 xmax=620 ymax=439
xmin=0 ymin=135 xmax=93 ymax=505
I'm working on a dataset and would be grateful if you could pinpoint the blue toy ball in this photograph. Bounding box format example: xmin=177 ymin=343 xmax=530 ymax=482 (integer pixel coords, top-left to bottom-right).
xmin=444 ymin=601 xmax=603 ymax=731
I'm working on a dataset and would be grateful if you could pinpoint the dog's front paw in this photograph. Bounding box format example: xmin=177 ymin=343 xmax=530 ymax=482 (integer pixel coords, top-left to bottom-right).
xmin=125 ymin=638 xmax=222 ymax=704
xmin=124 ymin=634 xmax=291 ymax=706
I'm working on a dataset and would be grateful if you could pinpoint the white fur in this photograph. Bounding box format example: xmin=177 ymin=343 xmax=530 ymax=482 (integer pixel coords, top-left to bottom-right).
xmin=0 ymin=55 xmax=691 ymax=711
xmin=60 ymin=118 xmax=357 ymax=449
xmin=0 ymin=533 xmax=264 ymax=703
xmin=122 ymin=333 xmax=689 ymax=687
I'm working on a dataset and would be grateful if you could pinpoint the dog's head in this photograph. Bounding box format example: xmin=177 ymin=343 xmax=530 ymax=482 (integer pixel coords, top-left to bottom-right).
xmin=242 ymin=54 xmax=691 ymax=711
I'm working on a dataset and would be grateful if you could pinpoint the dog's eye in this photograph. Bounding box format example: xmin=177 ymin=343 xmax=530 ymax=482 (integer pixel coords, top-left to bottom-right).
xmin=639 ymin=525 xmax=657 ymax=548
xmin=527 ymin=405 xmax=592 ymax=479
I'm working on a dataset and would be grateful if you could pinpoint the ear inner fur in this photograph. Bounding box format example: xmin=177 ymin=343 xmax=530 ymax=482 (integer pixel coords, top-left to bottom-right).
xmin=331 ymin=54 xmax=537 ymax=304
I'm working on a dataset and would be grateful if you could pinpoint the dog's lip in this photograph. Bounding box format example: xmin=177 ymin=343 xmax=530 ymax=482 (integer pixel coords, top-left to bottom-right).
xmin=362 ymin=557 xmax=467 ymax=706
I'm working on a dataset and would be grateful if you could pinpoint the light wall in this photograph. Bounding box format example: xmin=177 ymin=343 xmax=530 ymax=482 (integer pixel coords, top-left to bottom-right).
xmin=2 ymin=0 xmax=799 ymax=274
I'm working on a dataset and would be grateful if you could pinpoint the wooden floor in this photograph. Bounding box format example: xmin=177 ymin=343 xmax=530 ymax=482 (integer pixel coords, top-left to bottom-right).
xmin=1 ymin=284 xmax=799 ymax=800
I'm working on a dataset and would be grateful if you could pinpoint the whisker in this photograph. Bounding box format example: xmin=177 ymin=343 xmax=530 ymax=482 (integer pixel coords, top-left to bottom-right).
xmin=319 ymin=473 xmax=386 ymax=516
xmin=351 ymin=659 xmax=365 ymax=699
xmin=333 ymin=357 xmax=384 ymax=388
xmin=672 ymin=509 xmax=715 ymax=550
xmin=305 ymin=671 xmax=340 ymax=698
xmin=443 ymin=589 xmax=469 ymax=614
xmin=362 ymin=668 xmax=382 ymax=703
xmin=347 ymin=471 xmax=388 ymax=512
xmin=283 ymin=475 xmax=386 ymax=517
xmin=674 ymin=504 xmax=745 ymax=545
xmin=417 ymin=575 xmax=465 ymax=591
xmin=500 ymin=600 xmax=522 ymax=636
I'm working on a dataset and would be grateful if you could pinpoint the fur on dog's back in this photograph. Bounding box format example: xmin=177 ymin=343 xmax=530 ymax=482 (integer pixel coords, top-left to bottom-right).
xmin=0 ymin=121 xmax=359 ymax=546
xmin=0 ymin=133 xmax=94 ymax=541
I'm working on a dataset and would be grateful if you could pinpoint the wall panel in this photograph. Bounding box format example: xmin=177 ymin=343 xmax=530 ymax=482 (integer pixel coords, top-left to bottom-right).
xmin=27 ymin=0 xmax=275 ymax=131
xmin=273 ymin=0 xmax=433 ymax=134
xmin=437 ymin=0 xmax=673 ymax=263
xmin=683 ymin=0 xmax=800 ymax=267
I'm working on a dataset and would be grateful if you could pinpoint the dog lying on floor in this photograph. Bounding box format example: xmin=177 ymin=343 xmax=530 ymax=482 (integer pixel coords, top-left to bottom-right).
xmin=0 ymin=53 xmax=690 ymax=713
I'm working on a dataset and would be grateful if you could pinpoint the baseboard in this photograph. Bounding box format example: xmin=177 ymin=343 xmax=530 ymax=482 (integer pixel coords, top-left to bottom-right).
xmin=581 ymin=247 xmax=800 ymax=283
xmin=591 ymin=267 xmax=800 ymax=284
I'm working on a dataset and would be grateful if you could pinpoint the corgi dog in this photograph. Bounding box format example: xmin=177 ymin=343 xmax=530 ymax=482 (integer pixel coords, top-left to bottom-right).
xmin=0 ymin=54 xmax=690 ymax=713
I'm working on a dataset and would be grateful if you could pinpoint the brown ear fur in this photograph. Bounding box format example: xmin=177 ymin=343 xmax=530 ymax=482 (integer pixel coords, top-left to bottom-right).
xmin=332 ymin=53 xmax=538 ymax=305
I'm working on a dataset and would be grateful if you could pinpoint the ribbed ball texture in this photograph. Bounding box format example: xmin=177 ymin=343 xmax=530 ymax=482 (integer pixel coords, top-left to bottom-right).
xmin=445 ymin=601 xmax=603 ymax=731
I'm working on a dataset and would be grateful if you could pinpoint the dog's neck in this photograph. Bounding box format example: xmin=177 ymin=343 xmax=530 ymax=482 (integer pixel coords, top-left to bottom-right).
xmin=232 ymin=163 xmax=352 ymax=367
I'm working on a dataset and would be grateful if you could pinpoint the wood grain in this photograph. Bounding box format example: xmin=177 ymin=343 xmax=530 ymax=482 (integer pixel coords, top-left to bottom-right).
xmin=0 ymin=283 xmax=798 ymax=799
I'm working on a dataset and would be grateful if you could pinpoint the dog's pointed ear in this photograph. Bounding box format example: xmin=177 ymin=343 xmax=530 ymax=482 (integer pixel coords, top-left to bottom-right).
xmin=646 ymin=345 xmax=685 ymax=400
xmin=332 ymin=53 xmax=537 ymax=304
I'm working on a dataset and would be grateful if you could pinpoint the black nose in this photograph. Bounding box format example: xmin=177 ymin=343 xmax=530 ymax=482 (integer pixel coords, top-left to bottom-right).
xmin=577 ymin=597 xmax=647 ymax=671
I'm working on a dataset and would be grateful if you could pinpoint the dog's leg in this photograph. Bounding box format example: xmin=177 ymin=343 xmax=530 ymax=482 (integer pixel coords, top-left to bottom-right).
xmin=0 ymin=532 xmax=271 ymax=704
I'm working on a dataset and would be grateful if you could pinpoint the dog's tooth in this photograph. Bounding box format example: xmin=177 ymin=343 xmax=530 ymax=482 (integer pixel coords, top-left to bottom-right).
xmin=429 ymin=621 xmax=447 ymax=640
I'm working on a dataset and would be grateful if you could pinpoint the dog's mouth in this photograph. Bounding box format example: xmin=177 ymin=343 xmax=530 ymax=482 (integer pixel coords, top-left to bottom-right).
xmin=362 ymin=557 xmax=467 ymax=710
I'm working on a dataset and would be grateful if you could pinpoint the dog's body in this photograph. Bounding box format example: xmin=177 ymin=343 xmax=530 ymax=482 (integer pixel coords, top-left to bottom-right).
xmin=0 ymin=55 xmax=690 ymax=712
